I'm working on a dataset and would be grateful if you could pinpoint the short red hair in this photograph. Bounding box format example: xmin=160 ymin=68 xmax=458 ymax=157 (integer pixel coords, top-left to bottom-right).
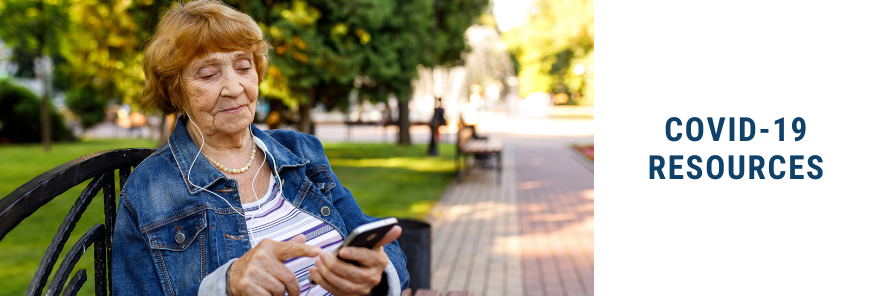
xmin=142 ymin=0 xmax=270 ymax=114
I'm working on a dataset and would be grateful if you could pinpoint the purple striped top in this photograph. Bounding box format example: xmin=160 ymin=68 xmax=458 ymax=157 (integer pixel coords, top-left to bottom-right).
xmin=244 ymin=175 xmax=343 ymax=296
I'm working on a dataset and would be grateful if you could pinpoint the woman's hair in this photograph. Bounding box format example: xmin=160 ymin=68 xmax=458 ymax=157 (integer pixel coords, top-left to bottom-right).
xmin=142 ymin=0 xmax=270 ymax=114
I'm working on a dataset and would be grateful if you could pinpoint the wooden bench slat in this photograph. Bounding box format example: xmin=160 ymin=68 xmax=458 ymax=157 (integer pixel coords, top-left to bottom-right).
xmin=462 ymin=141 xmax=502 ymax=153
xmin=414 ymin=289 xmax=442 ymax=296
xmin=402 ymin=289 xmax=472 ymax=296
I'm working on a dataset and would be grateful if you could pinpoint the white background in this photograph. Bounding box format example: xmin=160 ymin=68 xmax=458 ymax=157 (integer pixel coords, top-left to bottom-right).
xmin=596 ymin=0 xmax=889 ymax=295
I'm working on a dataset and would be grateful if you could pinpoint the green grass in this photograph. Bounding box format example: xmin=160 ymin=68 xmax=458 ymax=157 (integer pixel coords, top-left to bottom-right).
xmin=0 ymin=139 xmax=157 ymax=296
xmin=324 ymin=142 xmax=456 ymax=220
xmin=0 ymin=139 xmax=454 ymax=296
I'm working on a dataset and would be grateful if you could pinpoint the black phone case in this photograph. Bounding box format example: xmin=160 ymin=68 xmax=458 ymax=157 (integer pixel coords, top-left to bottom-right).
xmin=337 ymin=224 xmax=396 ymax=266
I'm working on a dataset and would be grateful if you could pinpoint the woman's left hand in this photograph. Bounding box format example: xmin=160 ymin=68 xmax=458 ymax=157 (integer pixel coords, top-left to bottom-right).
xmin=309 ymin=225 xmax=402 ymax=296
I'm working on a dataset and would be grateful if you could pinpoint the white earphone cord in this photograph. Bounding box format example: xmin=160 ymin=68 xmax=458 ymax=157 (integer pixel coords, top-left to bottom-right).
xmin=184 ymin=114 xmax=282 ymax=243
xmin=184 ymin=115 xmax=320 ymax=292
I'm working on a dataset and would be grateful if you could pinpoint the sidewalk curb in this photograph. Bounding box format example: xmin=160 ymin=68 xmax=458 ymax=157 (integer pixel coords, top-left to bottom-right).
xmin=567 ymin=146 xmax=595 ymax=174
xmin=425 ymin=181 xmax=456 ymax=225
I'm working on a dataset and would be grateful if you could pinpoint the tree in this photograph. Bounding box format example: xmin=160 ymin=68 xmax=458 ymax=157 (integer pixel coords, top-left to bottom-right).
xmin=0 ymin=0 xmax=70 ymax=152
xmin=356 ymin=0 xmax=435 ymax=145
xmin=358 ymin=0 xmax=487 ymax=145
xmin=503 ymin=0 xmax=593 ymax=104
xmin=55 ymin=0 xmax=163 ymax=129
xmin=232 ymin=0 xmax=394 ymax=133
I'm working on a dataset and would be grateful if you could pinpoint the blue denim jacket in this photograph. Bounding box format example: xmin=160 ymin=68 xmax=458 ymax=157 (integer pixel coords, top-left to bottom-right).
xmin=111 ymin=116 xmax=409 ymax=295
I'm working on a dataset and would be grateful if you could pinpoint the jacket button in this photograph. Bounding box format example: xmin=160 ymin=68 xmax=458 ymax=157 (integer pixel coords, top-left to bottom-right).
xmin=175 ymin=231 xmax=186 ymax=244
xmin=320 ymin=206 xmax=330 ymax=216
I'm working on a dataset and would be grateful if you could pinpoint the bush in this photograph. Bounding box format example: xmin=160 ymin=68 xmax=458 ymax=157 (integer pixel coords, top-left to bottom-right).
xmin=65 ymin=88 xmax=107 ymax=130
xmin=0 ymin=79 xmax=72 ymax=143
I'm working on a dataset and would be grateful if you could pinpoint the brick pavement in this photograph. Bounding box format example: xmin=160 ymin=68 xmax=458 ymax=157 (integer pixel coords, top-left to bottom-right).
xmin=428 ymin=142 xmax=594 ymax=296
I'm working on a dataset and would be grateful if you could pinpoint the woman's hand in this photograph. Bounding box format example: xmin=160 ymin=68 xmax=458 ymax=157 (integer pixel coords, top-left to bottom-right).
xmin=227 ymin=234 xmax=321 ymax=296
xmin=309 ymin=226 xmax=402 ymax=296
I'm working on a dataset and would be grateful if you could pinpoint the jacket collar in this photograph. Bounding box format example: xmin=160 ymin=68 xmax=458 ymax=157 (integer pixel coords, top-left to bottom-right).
xmin=168 ymin=115 xmax=308 ymax=195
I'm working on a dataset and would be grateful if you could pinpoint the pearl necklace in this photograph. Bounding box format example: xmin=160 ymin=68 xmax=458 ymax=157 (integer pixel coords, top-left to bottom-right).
xmin=204 ymin=141 xmax=257 ymax=174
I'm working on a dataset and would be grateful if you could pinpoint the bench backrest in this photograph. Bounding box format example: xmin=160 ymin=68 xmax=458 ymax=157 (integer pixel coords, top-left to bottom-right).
xmin=457 ymin=126 xmax=474 ymax=149
xmin=0 ymin=148 xmax=154 ymax=296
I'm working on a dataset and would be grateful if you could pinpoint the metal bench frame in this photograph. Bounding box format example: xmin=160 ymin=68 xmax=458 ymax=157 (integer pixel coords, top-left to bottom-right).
xmin=0 ymin=148 xmax=154 ymax=296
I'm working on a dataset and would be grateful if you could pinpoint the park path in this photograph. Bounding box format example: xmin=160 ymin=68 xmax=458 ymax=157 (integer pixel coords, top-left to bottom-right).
xmin=428 ymin=135 xmax=594 ymax=296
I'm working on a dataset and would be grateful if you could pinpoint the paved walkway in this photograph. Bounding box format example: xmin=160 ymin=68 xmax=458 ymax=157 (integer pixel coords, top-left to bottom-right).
xmin=428 ymin=135 xmax=594 ymax=296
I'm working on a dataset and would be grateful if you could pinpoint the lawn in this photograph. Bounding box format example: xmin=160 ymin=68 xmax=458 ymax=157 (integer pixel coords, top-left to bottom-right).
xmin=0 ymin=139 xmax=455 ymax=296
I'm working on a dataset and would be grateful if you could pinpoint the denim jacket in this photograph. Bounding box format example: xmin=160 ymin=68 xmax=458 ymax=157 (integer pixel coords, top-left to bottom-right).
xmin=111 ymin=116 xmax=409 ymax=295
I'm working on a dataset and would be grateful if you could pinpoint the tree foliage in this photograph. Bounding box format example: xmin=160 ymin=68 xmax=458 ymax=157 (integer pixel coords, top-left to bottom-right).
xmin=503 ymin=0 xmax=593 ymax=103
xmin=0 ymin=0 xmax=69 ymax=71
xmin=1 ymin=0 xmax=173 ymax=129
xmin=358 ymin=0 xmax=434 ymax=102
xmin=1 ymin=0 xmax=489 ymax=136
xmin=435 ymin=0 xmax=489 ymax=66
xmin=241 ymin=0 xmax=392 ymax=108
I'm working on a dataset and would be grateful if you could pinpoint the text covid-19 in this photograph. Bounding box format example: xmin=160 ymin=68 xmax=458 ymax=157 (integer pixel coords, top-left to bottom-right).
xmin=649 ymin=117 xmax=822 ymax=180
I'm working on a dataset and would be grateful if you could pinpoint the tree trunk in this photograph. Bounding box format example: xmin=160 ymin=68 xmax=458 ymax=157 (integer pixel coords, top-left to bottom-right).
xmin=297 ymin=87 xmax=315 ymax=134
xmin=40 ymin=94 xmax=51 ymax=152
xmin=37 ymin=37 xmax=51 ymax=153
xmin=384 ymin=100 xmax=394 ymax=124
xmin=267 ymin=98 xmax=285 ymax=129
xmin=397 ymin=94 xmax=411 ymax=145
xmin=156 ymin=113 xmax=176 ymax=147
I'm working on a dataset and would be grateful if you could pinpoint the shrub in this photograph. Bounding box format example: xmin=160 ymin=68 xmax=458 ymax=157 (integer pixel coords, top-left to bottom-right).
xmin=0 ymin=79 xmax=72 ymax=143
xmin=65 ymin=88 xmax=107 ymax=130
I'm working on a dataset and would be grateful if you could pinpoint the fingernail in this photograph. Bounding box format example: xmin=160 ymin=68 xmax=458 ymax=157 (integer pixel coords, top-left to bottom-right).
xmin=340 ymin=249 xmax=348 ymax=257
xmin=313 ymin=246 xmax=321 ymax=253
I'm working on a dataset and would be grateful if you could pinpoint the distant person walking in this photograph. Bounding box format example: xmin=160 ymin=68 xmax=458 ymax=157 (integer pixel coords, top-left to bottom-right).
xmin=428 ymin=98 xmax=446 ymax=156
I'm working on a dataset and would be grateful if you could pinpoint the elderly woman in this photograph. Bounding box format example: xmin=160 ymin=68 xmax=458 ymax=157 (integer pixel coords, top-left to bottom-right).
xmin=110 ymin=1 xmax=408 ymax=295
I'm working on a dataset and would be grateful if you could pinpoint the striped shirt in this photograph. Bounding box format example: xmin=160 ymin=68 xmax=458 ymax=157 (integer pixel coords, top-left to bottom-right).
xmin=244 ymin=174 xmax=344 ymax=296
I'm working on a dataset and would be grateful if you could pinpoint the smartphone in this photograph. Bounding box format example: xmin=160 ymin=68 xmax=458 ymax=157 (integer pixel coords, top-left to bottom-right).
xmin=334 ymin=217 xmax=398 ymax=266
xmin=308 ymin=218 xmax=398 ymax=290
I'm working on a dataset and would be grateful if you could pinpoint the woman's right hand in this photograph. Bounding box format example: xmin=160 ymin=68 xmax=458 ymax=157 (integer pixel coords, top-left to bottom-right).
xmin=227 ymin=234 xmax=321 ymax=296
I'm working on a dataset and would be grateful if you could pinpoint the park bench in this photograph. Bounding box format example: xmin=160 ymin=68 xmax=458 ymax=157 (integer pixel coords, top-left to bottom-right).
xmin=0 ymin=148 xmax=153 ymax=296
xmin=455 ymin=120 xmax=502 ymax=184
xmin=0 ymin=148 xmax=469 ymax=296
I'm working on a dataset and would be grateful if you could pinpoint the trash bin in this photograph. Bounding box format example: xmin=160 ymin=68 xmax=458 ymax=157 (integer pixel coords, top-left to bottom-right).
xmin=396 ymin=218 xmax=431 ymax=291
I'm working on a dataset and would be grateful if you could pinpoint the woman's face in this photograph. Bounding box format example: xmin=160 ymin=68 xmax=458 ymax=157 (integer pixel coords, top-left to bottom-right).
xmin=182 ymin=51 xmax=259 ymax=136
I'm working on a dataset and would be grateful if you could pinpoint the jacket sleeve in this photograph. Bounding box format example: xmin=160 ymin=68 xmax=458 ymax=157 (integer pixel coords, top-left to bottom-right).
xmin=302 ymin=134 xmax=411 ymax=292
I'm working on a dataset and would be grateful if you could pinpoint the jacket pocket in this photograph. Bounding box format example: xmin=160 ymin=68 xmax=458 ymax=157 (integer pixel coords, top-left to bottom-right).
xmin=144 ymin=210 xmax=208 ymax=295
xmin=147 ymin=210 xmax=207 ymax=250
